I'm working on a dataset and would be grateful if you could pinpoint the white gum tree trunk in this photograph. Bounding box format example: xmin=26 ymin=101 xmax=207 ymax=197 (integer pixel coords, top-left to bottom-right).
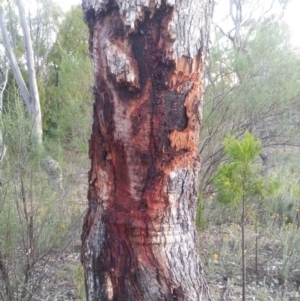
xmin=81 ymin=0 xmax=213 ymax=300
xmin=0 ymin=67 xmax=8 ymax=162
xmin=16 ymin=0 xmax=43 ymax=147
xmin=0 ymin=3 xmax=62 ymax=188
xmin=0 ymin=3 xmax=42 ymax=147
xmin=0 ymin=8 xmax=31 ymax=109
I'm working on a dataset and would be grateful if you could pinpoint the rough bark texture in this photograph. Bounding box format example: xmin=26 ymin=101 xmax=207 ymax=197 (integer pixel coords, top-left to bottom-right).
xmin=81 ymin=0 xmax=213 ymax=300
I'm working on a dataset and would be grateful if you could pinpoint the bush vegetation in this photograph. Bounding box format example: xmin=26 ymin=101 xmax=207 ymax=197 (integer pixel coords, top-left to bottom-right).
xmin=0 ymin=3 xmax=91 ymax=299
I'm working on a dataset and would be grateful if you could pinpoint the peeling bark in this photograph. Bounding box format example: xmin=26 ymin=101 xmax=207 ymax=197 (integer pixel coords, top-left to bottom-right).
xmin=81 ymin=0 xmax=213 ymax=300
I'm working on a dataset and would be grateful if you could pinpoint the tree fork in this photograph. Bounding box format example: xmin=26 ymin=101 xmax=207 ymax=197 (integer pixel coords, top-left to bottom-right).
xmin=81 ymin=0 xmax=213 ymax=300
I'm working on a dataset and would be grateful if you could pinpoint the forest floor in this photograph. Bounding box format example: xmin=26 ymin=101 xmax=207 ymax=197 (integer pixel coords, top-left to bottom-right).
xmin=42 ymin=151 xmax=300 ymax=300
xmin=30 ymin=199 xmax=85 ymax=300
xmin=199 ymin=224 xmax=300 ymax=301
xmin=43 ymin=221 xmax=300 ymax=301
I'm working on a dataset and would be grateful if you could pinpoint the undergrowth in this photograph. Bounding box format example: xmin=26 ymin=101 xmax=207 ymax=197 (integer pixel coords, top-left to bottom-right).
xmin=0 ymin=99 xmax=89 ymax=300
xmin=199 ymin=148 xmax=300 ymax=301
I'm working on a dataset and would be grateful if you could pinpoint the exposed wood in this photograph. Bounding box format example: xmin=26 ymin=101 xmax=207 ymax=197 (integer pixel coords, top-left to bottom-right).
xmin=81 ymin=0 xmax=213 ymax=300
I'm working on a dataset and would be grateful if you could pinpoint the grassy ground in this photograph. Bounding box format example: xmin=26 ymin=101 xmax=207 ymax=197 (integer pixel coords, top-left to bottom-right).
xmin=1 ymin=134 xmax=299 ymax=300
xmin=199 ymin=149 xmax=300 ymax=301
xmin=0 ymin=139 xmax=88 ymax=300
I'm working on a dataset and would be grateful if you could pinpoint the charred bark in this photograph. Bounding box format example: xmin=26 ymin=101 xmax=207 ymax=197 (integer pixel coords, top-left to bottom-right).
xmin=81 ymin=1 xmax=213 ymax=300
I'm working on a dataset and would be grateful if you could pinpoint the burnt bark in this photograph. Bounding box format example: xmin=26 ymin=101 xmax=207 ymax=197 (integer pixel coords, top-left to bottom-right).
xmin=81 ymin=1 xmax=213 ymax=300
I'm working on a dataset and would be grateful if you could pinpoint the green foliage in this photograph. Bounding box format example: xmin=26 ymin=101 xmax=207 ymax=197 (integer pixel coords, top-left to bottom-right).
xmin=196 ymin=193 xmax=206 ymax=227
xmin=223 ymin=133 xmax=261 ymax=163
xmin=56 ymin=5 xmax=90 ymax=58
xmin=0 ymin=3 xmax=91 ymax=299
xmin=48 ymin=5 xmax=89 ymax=67
xmin=42 ymin=5 xmax=93 ymax=150
xmin=200 ymin=19 xmax=300 ymax=197
xmin=211 ymin=133 xmax=280 ymax=300
xmin=55 ymin=54 xmax=92 ymax=102
xmin=212 ymin=132 xmax=278 ymax=205
xmin=30 ymin=0 xmax=62 ymax=74
xmin=44 ymin=54 xmax=93 ymax=151
xmin=74 ymin=265 xmax=86 ymax=301
xmin=199 ymin=149 xmax=300 ymax=300
xmin=0 ymin=94 xmax=86 ymax=300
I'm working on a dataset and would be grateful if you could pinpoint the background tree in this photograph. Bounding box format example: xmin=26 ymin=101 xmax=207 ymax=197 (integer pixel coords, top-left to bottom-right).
xmin=16 ymin=0 xmax=43 ymax=146
xmin=198 ymin=0 xmax=300 ymax=201
xmin=81 ymin=0 xmax=214 ymax=300
xmin=44 ymin=5 xmax=93 ymax=150
xmin=0 ymin=1 xmax=42 ymax=147
xmin=0 ymin=57 xmax=8 ymax=162
xmin=29 ymin=0 xmax=61 ymax=79
xmin=0 ymin=0 xmax=63 ymax=186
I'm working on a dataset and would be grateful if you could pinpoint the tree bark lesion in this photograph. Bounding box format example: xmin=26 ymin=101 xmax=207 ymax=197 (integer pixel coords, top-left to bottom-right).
xmin=82 ymin=0 xmax=213 ymax=300
xmin=105 ymin=38 xmax=140 ymax=90
xmin=168 ymin=74 xmax=202 ymax=153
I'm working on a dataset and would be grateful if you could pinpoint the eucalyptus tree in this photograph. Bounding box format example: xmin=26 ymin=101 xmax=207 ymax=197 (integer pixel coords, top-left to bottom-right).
xmin=81 ymin=0 xmax=214 ymax=300
xmin=0 ymin=0 xmax=61 ymax=187
xmin=0 ymin=58 xmax=8 ymax=162
xmin=29 ymin=0 xmax=62 ymax=79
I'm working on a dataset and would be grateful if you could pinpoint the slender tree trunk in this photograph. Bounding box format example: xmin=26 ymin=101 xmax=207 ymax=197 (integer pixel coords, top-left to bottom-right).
xmin=0 ymin=4 xmax=62 ymax=188
xmin=242 ymin=195 xmax=246 ymax=301
xmin=0 ymin=250 xmax=13 ymax=301
xmin=0 ymin=67 xmax=8 ymax=162
xmin=0 ymin=5 xmax=42 ymax=147
xmin=0 ymin=8 xmax=31 ymax=110
xmin=15 ymin=0 xmax=43 ymax=147
xmin=81 ymin=0 xmax=213 ymax=300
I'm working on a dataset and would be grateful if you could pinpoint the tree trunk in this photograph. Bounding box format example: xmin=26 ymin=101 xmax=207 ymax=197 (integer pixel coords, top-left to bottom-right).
xmin=16 ymin=0 xmax=43 ymax=147
xmin=81 ymin=1 xmax=213 ymax=300
xmin=0 ymin=4 xmax=62 ymax=188
xmin=0 ymin=67 xmax=8 ymax=162
xmin=0 ymin=5 xmax=42 ymax=147
xmin=0 ymin=8 xmax=32 ymax=111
